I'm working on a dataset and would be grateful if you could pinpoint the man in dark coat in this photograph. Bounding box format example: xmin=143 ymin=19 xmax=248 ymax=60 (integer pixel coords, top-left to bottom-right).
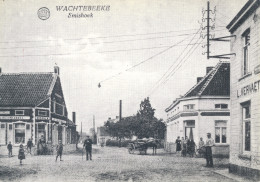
xmin=83 ymin=136 xmax=93 ymax=160
xmin=27 ymin=139 xmax=33 ymax=154
xmin=205 ymin=133 xmax=214 ymax=167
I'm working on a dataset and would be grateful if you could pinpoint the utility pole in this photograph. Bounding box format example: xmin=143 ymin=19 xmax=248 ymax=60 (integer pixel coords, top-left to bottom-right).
xmin=93 ymin=115 xmax=95 ymax=133
xmin=80 ymin=122 xmax=82 ymax=142
xmin=200 ymin=1 xmax=235 ymax=59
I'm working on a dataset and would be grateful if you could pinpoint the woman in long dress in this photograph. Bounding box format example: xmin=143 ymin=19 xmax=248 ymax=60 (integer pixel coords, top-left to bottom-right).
xmin=175 ymin=136 xmax=182 ymax=154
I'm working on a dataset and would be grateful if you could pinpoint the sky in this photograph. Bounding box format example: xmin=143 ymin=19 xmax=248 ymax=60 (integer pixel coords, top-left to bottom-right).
xmin=0 ymin=0 xmax=247 ymax=134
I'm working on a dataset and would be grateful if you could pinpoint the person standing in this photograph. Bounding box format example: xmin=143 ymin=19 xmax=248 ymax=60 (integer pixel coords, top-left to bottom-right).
xmin=205 ymin=133 xmax=214 ymax=167
xmin=37 ymin=135 xmax=46 ymax=155
xmin=181 ymin=137 xmax=184 ymax=156
xmin=83 ymin=136 xmax=93 ymax=160
xmin=27 ymin=139 xmax=33 ymax=154
xmin=175 ymin=136 xmax=181 ymax=154
xmin=56 ymin=140 xmax=63 ymax=161
xmin=198 ymin=137 xmax=205 ymax=157
xmin=7 ymin=141 xmax=12 ymax=157
xmin=18 ymin=144 xmax=25 ymax=165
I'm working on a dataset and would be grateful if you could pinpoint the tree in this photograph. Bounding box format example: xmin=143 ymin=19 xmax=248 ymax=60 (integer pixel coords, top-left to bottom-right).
xmin=104 ymin=97 xmax=166 ymax=140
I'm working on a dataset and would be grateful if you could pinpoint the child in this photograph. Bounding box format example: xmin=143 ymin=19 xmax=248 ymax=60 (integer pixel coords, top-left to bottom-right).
xmin=56 ymin=140 xmax=63 ymax=161
xmin=7 ymin=141 xmax=12 ymax=157
xmin=18 ymin=144 xmax=25 ymax=165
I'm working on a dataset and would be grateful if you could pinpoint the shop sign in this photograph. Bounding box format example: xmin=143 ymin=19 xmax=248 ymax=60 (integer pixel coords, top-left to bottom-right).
xmin=0 ymin=116 xmax=30 ymax=120
xmin=237 ymin=80 xmax=260 ymax=98
xmin=35 ymin=116 xmax=50 ymax=120
xmin=0 ymin=111 xmax=10 ymax=115
xmin=52 ymin=117 xmax=66 ymax=124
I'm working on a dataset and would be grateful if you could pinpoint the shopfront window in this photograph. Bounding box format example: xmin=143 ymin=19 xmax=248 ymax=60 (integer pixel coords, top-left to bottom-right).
xmin=242 ymin=101 xmax=251 ymax=152
xmin=15 ymin=123 xmax=25 ymax=144
xmin=215 ymin=121 xmax=227 ymax=144
xmin=37 ymin=124 xmax=46 ymax=141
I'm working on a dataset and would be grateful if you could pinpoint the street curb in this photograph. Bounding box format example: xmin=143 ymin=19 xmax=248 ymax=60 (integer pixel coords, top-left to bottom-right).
xmin=213 ymin=169 xmax=256 ymax=182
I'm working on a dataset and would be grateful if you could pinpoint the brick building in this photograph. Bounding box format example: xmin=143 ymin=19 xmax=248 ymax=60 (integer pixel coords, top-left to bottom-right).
xmin=0 ymin=66 xmax=77 ymax=147
xmin=165 ymin=62 xmax=230 ymax=156
xmin=227 ymin=0 xmax=260 ymax=179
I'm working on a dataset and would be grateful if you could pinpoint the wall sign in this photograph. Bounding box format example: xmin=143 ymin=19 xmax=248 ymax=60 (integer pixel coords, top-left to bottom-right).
xmin=0 ymin=116 xmax=30 ymax=120
xmin=0 ymin=111 xmax=10 ymax=115
xmin=35 ymin=116 xmax=50 ymax=120
xmin=52 ymin=117 xmax=66 ymax=124
xmin=237 ymin=80 xmax=260 ymax=98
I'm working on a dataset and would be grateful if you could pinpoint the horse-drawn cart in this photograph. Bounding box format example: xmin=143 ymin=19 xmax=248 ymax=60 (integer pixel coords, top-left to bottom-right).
xmin=127 ymin=140 xmax=148 ymax=154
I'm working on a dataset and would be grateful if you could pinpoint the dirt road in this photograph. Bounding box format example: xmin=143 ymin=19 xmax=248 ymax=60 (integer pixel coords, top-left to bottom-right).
xmin=0 ymin=146 xmax=238 ymax=182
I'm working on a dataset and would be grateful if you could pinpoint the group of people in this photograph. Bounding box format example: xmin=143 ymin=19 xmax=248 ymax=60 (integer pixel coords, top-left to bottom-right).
xmin=175 ymin=136 xmax=196 ymax=157
xmin=175 ymin=133 xmax=214 ymax=167
xmin=4 ymin=135 xmax=93 ymax=165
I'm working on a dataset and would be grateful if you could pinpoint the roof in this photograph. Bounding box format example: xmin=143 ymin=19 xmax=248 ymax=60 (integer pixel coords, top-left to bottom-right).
xmin=97 ymin=127 xmax=110 ymax=136
xmin=165 ymin=61 xmax=230 ymax=112
xmin=0 ymin=72 xmax=57 ymax=107
xmin=227 ymin=0 xmax=260 ymax=33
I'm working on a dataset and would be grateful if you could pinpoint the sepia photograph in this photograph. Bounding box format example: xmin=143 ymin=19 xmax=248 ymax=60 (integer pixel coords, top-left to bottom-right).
xmin=0 ymin=0 xmax=259 ymax=181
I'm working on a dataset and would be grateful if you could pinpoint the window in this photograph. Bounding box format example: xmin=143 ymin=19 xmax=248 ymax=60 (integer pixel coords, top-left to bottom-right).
xmin=26 ymin=124 xmax=30 ymax=130
xmin=215 ymin=121 xmax=227 ymax=144
xmin=14 ymin=123 xmax=25 ymax=144
xmin=55 ymin=103 xmax=64 ymax=116
xmin=183 ymin=104 xmax=195 ymax=110
xmin=38 ymin=110 xmax=47 ymax=116
xmin=15 ymin=110 xmax=24 ymax=116
xmin=9 ymin=124 xmax=12 ymax=130
xmin=215 ymin=104 xmax=228 ymax=109
xmin=242 ymin=101 xmax=251 ymax=152
xmin=242 ymin=29 xmax=250 ymax=76
xmin=1 ymin=123 xmax=5 ymax=128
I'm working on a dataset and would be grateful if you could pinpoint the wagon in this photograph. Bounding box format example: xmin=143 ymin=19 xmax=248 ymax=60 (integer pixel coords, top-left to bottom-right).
xmin=127 ymin=140 xmax=148 ymax=154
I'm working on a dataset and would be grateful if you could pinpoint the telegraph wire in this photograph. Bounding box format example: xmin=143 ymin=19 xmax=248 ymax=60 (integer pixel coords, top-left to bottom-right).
xmin=0 ymin=27 xmax=227 ymax=45
xmin=0 ymin=42 xmax=206 ymax=58
xmin=0 ymin=29 xmax=226 ymax=50
xmin=98 ymin=34 xmax=193 ymax=84
xmin=163 ymin=38 xmax=204 ymax=84
xmin=148 ymin=40 xmax=203 ymax=96
xmin=147 ymin=28 xmax=201 ymax=96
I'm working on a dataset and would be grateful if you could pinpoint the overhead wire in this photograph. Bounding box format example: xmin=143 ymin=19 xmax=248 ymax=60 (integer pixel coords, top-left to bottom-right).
xmin=0 ymin=28 xmax=227 ymax=50
xmin=147 ymin=28 xmax=201 ymax=96
xmin=98 ymin=34 xmax=193 ymax=84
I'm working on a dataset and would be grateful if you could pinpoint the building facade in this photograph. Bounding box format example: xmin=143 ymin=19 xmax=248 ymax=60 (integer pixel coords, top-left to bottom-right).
xmin=165 ymin=62 xmax=230 ymax=156
xmin=227 ymin=0 xmax=260 ymax=179
xmin=0 ymin=66 xmax=77 ymax=147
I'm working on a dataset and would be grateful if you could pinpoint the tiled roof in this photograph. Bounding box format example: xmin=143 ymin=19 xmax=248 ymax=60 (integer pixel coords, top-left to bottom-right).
xmin=184 ymin=61 xmax=230 ymax=97
xmin=0 ymin=73 xmax=56 ymax=107
xmin=165 ymin=61 xmax=230 ymax=112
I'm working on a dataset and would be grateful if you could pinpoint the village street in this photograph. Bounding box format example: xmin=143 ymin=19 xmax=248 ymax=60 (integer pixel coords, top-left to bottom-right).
xmin=0 ymin=145 xmax=251 ymax=182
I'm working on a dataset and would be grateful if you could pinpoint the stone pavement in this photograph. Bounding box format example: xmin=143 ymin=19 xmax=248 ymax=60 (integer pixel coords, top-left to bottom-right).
xmin=0 ymin=145 xmax=256 ymax=182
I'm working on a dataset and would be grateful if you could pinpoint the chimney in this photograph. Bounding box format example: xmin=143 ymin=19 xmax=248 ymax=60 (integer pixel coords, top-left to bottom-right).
xmin=72 ymin=112 xmax=76 ymax=124
xmin=206 ymin=67 xmax=214 ymax=74
xmin=119 ymin=100 xmax=122 ymax=122
xmin=54 ymin=66 xmax=60 ymax=75
xmin=197 ymin=77 xmax=203 ymax=83
xmin=0 ymin=67 xmax=1 ymax=74
xmin=108 ymin=117 xmax=111 ymax=120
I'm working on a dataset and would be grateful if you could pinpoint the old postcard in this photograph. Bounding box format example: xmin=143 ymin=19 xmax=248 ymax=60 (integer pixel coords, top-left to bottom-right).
xmin=0 ymin=0 xmax=259 ymax=181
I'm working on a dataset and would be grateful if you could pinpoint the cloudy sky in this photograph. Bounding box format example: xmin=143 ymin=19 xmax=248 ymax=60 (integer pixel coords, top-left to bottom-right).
xmin=0 ymin=0 xmax=247 ymax=133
